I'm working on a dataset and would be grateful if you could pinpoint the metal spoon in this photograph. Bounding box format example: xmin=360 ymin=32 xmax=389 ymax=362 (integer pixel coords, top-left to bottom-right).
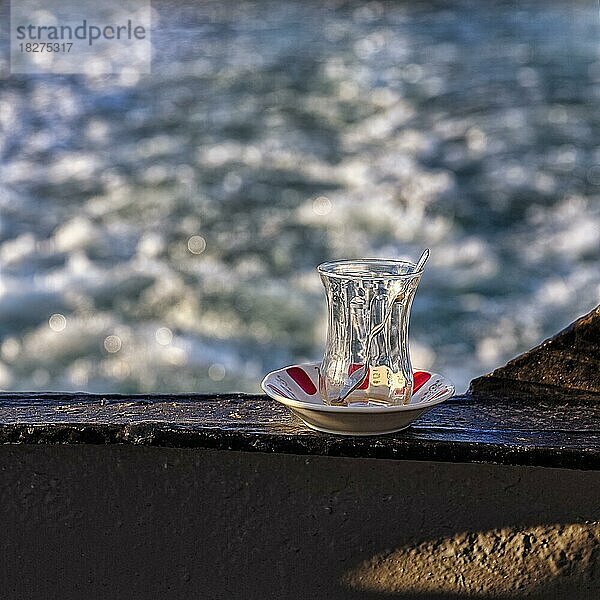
xmin=331 ymin=249 xmax=430 ymax=406
xmin=413 ymin=248 xmax=430 ymax=274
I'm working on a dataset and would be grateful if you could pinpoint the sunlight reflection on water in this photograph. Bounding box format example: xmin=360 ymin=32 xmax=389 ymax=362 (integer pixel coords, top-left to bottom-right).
xmin=0 ymin=0 xmax=599 ymax=393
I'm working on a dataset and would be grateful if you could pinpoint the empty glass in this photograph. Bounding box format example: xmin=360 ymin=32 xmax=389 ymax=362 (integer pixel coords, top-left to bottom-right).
xmin=318 ymin=259 xmax=423 ymax=406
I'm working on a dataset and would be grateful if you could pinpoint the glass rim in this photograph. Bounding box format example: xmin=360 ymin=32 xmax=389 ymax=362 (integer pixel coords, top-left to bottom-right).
xmin=317 ymin=258 xmax=423 ymax=280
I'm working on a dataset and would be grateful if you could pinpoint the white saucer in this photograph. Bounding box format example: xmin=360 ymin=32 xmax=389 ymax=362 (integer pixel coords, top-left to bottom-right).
xmin=261 ymin=362 xmax=454 ymax=436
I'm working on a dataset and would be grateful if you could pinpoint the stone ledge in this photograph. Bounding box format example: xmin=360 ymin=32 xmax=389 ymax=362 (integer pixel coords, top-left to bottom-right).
xmin=1 ymin=383 xmax=598 ymax=470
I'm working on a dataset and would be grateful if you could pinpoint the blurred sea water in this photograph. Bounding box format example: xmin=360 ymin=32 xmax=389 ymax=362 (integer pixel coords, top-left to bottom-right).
xmin=0 ymin=0 xmax=599 ymax=393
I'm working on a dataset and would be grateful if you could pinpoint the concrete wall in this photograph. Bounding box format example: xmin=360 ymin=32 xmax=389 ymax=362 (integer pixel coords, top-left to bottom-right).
xmin=1 ymin=445 xmax=598 ymax=599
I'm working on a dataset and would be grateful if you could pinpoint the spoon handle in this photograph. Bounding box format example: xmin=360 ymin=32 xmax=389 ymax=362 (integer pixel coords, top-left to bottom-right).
xmin=414 ymin=248 xmax=430 ymax=273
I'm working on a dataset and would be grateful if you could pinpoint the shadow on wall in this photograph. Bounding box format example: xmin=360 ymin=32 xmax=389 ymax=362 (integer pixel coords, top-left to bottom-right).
xmin=342 ymin=523 xmax=600 ymax=599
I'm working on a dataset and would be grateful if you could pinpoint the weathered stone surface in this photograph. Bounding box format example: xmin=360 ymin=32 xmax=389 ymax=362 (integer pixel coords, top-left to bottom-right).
xmin=471 ymin=305 xmax=600 ymax=394
xmin=1 ymin=445 xmax=599 ymax=600
xmin=344 ymin=522 xmax=600 ymax=598
xmin=0 ymin=387 xmax=598 ymax=469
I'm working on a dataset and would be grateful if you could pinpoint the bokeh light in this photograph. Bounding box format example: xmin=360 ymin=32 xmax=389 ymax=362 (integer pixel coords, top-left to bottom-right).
xmin=103 ymin=335 xmax=122 ymax=354
xmin=48 ymin=314 xmax=67 ymax=332
xmin=187 ymin=235 xmax=207 ymax=255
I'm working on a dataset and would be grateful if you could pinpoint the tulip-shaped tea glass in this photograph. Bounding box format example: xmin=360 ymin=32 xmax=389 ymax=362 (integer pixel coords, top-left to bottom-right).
xmin=318 ymin=259 xmax=423 ymax=407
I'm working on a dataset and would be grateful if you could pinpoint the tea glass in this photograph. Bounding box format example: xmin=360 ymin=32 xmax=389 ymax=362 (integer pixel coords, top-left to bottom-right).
xmin=318 ymin=259 xmax=422 ymax=407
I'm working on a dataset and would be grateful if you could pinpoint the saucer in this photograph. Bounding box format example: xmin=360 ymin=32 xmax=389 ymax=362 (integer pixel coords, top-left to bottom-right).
xmin=261 ymin=362 xmax=454 ymax=436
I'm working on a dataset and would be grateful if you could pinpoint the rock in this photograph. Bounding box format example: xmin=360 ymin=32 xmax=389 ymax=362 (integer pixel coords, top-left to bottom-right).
xmin=471 ymin=304 xmax=600 ymax=394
